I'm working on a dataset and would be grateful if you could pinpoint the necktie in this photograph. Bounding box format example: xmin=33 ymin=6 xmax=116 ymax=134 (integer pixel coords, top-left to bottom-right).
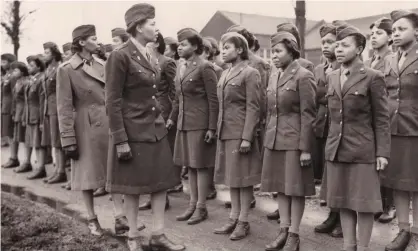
xmin=370 ymin=56 xmax=380 ymax=69
xmin=325 ymin=65 xmax=333 ymax=74
xmin=340 ymin=69 xmax=349 ymax=89
xmin=179 ymin=61 xmax=187 ymax=79
xmin=398 ymin=51 xmax=407 ymax=70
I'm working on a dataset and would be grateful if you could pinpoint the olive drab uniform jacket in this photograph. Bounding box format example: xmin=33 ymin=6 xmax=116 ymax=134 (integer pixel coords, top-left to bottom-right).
xmin=325 ymin=62 xmax=390 ymax=163
xmin=385 ymin=43 xmax=418 ymax=136
xmin=105 ymin=39 xmax=167 ymax=145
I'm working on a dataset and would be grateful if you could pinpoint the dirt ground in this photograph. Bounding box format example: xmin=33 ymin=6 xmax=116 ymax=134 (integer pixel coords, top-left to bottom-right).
xmin=1 ymin=192 xmax=127 ymax=251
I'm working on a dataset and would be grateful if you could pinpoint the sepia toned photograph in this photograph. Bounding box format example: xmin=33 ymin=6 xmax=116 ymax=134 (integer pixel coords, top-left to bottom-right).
xmin=1 ymin=0 xmax=418 ymax=250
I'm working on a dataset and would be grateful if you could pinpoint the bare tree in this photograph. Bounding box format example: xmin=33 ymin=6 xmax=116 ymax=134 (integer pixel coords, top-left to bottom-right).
xmin=294 ymin=0 xmax=306 ymax=58
xmin=1 ymin=1 xmax=36 ymax=58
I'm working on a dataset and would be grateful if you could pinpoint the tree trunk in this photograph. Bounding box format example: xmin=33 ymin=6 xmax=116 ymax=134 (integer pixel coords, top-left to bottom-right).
xmin=294 ymin=0 xmax=306 ymax=58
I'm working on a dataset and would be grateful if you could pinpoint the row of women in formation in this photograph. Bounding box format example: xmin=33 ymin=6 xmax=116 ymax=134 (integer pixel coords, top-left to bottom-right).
xmin=1 ymin=3 xmax=418 ymax=251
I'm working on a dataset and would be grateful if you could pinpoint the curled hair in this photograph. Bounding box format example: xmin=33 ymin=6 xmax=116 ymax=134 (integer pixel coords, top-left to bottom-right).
xmin=281 ymin=39 xmax=301 ymax=59
xmin=236 ymin=29 xmax=255 ymax=49
xmin=12 ymin=64 xmax=29 ymax=77
xmin=71 ymin=35 xmax=89 ymax=53
xmin=119 ymin=33 xmax=130 ymax=43
xmin=352 ymin=34 xmax=367 ymax=54
xmin=126 ymin=19 xmax=147 ymax=37
xmin=187 ymin=35 xmax=204 ymax=55
xmin=223 ymin=36 xmax=249 ymax=60
xmin=203 ymin=43 xmax=214 ymax=61
xmin=45 ymin=45 xmax=62 ymax=65
xmin=253 ymin=39 xmax=260 ymax=52
xmin=28 ymin=58 xmax=46 ymax=72
xmin=156 ymin=33 xmax=166 ymax=55
xmin=169 ymin=43 xmax=180 ymax=60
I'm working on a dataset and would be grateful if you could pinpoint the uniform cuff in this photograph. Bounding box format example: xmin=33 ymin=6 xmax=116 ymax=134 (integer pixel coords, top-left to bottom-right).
xmin=61 ymin=137 xmax=77 ymax=147
xmin=111 ymin=128 xmax=128 ymax=145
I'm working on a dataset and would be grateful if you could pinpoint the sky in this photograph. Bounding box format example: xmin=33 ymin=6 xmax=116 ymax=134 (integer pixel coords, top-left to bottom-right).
xmin=1 ymin=0 xmax=417 ymax=61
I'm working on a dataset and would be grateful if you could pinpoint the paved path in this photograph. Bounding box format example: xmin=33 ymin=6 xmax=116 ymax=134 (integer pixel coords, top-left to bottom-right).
xmin=1 ymin=144 xmax=396 ymax=250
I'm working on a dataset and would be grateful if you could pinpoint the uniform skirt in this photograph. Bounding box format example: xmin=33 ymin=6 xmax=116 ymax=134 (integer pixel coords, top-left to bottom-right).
xmin=319 ymin=163 xmax=328 ymax=200
xmin=49 ymin=115 xmax=61 ymax=148
xmin=1 ymin=114 xmax=13 ymax=137
xmin=12 ymin=122 xmax=25 ymax=143
xmin=261 ymin=149 xmax=315 ymax=196
xmin=326 ymin=161 xmax=382 ymax=213
xmin=173 ymin=130 xmax=216 ymax=168
xmin=25 ymin=124 xmax=41 ymax=148
xmin=106 ymin=136 xmax=180 ymax=195
xmin=41 ymin=116 xmax=51 ymax=147
xmin=214 ymin=139 xmax=262 ymax=188
xmin=381 ymin=136 xmax=418 ymax=192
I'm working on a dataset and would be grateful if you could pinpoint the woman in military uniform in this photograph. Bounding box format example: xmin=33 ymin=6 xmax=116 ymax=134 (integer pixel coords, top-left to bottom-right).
xmin=201 ymin=37 xmax=222 ymax=200
xmin=10 ymin=61 xmax=32 ymax=173
xmin=326 ymin=26 xmax=390 ymax=251
xmin=1 ymin=53 xmax=17 ymax=150
xmin=168 ymin=28 xmax=218 ymax=225
xmin=111 ymin=28 xmax=129 ymax=48
xmin=366 ymin=17 xmax=397 ymax=225
xmin=262 ymin=31 xmax=316 ymax=251
xmin=25 ymin=55 xmax=48 ymax=180
xmin=62 ymin=42 xmax=73 ymax=62
xmin=105 ymin=4 xmax=184 ymax=251
xmin=43 ymin=42 xmax=67 ymax=185
xmin=214 ymin=31 xmax=261 ymax=241
xmin=313 ymin=23 xmax=344 ymax=239
xmin=381 ymin=10 xmax=418 ymax=251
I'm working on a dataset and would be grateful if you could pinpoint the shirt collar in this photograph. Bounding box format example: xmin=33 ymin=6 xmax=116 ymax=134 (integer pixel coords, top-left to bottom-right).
xmin=130 ymin=37 xmax=148 ymax=58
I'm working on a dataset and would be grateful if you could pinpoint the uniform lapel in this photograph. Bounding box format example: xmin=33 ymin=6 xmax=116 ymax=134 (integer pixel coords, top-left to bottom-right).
xmin=224 ymin=61 xmax=248 ymax=85
xmin=341 ymin=63 xmax=367 ymax=96
xmin=128 ymin=40 xmax=155 ymax=74
xmin=181 ymin=55 xmax=200 ymax=83
xmin=330 ymin=69 xmax=342 ymax=99
xmin=82 ymin=62 xmax=105 ymax=84
xmin=400 ymin=43 xmax=418 ymax=75
xmin=278 ymin=60 xmax=300 ymax=87
xmin=390 ymin=53 xmax=400 ymax=76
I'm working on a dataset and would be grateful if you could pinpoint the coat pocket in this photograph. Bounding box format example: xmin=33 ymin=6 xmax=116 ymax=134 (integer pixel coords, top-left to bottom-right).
xmin=87 ymin=105 xmax=105 ymax=128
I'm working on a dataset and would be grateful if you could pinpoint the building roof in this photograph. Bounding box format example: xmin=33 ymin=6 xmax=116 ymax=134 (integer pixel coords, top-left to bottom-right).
xmin=305 ymin=8 xmax=418 ymax=50
xmin=215 ymin=10 xmax=321 ymax=36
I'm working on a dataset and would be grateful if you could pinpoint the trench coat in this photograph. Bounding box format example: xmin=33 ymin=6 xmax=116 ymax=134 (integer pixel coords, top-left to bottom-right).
xmin=56 ymin=54 xmax=108 ymax=191
xmin=381 ymin=43 xmax=418 ymax=192
xmin=44 ymin=61 xmax=62 ymax=147
xmin=105 ymin=39 xmax=180 ymax=194
xmin=364 ymin=50 xmax=393 ymax=73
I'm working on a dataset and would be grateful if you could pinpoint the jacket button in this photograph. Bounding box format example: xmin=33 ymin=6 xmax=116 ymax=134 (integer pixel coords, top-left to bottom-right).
xmin=397 ymin=78 xmax=400 ymax=81
xmin=339 ymin=109 xmax=342 ymax=113
xmin=88 ymin=90 xmax=92 ymax=93
xmin=153 ymin=85 xmax=156 ymax=88
xmin=397 ymin=98 xmax=399 ymax=102
xmin=92 ymin=105 xmax=95 ymax=108
xmin=324 ymin=114 xmax=327 ymax=117
xmin=96 ymin=122 xmax=101 ymax=126
xmin=152 ymin=107 xmax=155 ymax=111
xmin=339 ymin=133 xmax=342 ymax=137
xmin=395 ymin=110 xmax=398 ymax=114
xmin=340 ymin=121 xmax=342 ymax=125
xmin=152 ymin=96 xmax=155 ymax=99
xmin=73 ymin=108 xmax=76 ymax=112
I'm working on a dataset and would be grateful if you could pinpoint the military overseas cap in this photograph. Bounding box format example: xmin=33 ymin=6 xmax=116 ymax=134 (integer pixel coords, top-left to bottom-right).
xmin=26 ymin=55 xmax=37 ymax=64
xmin=226 ymin=24 xmax=246 ymax=33
xmin=319 ymin=23 xmax=338 ymax=38
xmin=164 ymin=37 xmax=178 ymax=45
xmin=43 ymin=42 xmax=57 ymax=50
xmin=125 ymin=3 xmax=155 ymax=31
xmin=62 ymin=42 xmax=72 ymax=52
xmin=370 ymin=17 xmax=393 ymax=33
xmin=390 ymin=9 xmax=418 ymax=27
xmin=112 ymin=28 xmax=127 ymax=38
xmin=177 ymin=28 xmax=200 ymax=42
xmin=336 ymin=25 xmax=366 ymax=43
xmin=1 ymin=53 xmax=16 ymax=63
xmin=220 ymin=32 xmax=249 ymax=50
xmin=332 ymin=20 xmax=349 ymax=27
xmin=276 ymin=23 xmax=301 ymax=46
xmin=104 ymin=44 xmax=113 ymax=53
xmin=271 ymin=31 xmax=299 ymax=48
xmin=72 ymin=25 xmax=96 ymax=41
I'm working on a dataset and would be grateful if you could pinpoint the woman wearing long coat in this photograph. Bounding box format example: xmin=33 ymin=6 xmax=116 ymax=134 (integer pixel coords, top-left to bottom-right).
xmin=57 ymin=25 xmax=109 ymax=236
